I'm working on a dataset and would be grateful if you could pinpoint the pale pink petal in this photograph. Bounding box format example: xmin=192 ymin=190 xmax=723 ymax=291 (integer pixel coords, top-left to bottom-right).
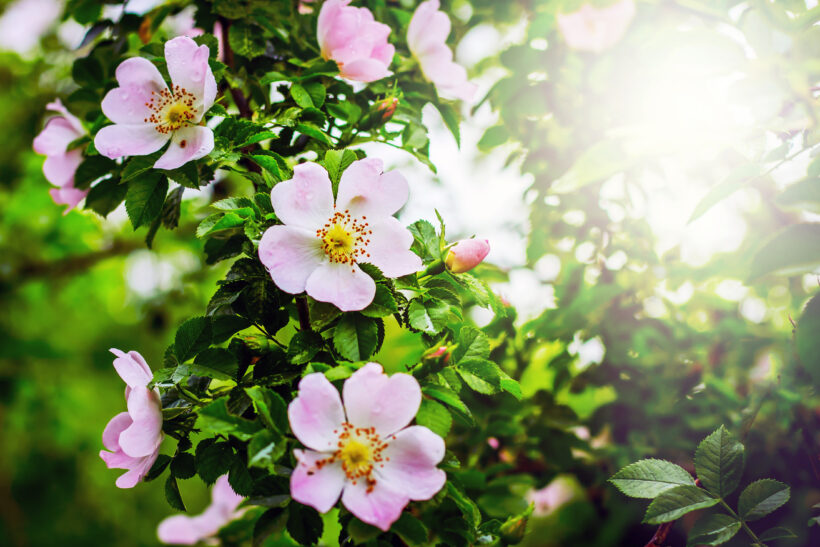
xmin=557 ymin=0 xmax=636 ymax=53
xmin=154 ymin=125 xmax=214 ymax=170
xmin=94 ymin=124 xmax=169 ymax=160
xmin=42 ymin=149 xmax=82 ymax=187
xmin=290 ymin=449 xmax=346 ymax=513
xmin=445 ymin=239 xmax=490 ymax=273
xmin=304 ymin=262 xmax=375 ymax=312
xmin=342 ymin=363 xmax=421 ymax=436
xmin=379 ymin=425 xmax=446 ymax=500
xmin=336 ymin=159 xmax=408 ymax=218
xmin=211 ymin=475 xmax=244 ymax=512
xmin=372 ymin=42 xmax=395 ymax=65
xmin=157 ymin=514 xmax=205 ymax=545
xmin=341 ymin=480 xmax=408 ymax=532
xmin=101 ymin=57 xmax=168 ymax=125
xmin=116 ymin=450 xmax=158 ymax=489
xmin=288 ymin=373 xmax=345 ymax=452
xmin=363 ymin=218 xmax=422 ymax=278
xmin=33 ymin=118 xmax=80 ymax=156
xmin=407 ymin=1 xmax=449 ymax=57
xmin=165 ymin=36 xmax=216 ymax=118
xmin=110 ymin=348 xmax=153 ymax=388
xmin=46 ymin=99 xmax=84 ymax=134
xmin=270 ymin=163 xmax=334 ymax=231
xmin=338 ymin=58 xmax=391 ymax=83
xmin=120 ymin=387 xmax=163 ymax=457
xmin=100 ymin=448 xmax=140 ymax=470
xmin=258 ymin=225 xmax=324 ymax=295
xmin=317 ymin=0 xmax=348 ymax=55
xmin=102 ymin=412 xmax=132 ymax=452
xmin=113 ymin=56 xmax=168 ymax=94
xmin=50 ymin=186 xmax=88 ymax=213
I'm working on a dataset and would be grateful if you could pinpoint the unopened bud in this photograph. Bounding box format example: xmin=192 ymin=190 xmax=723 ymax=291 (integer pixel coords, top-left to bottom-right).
xmin=445 ymin=239 xmax=490 ymax=273
xmin=498 ymin=503 xmax=533 ymax=544
xmin=376 ymin=97 xmax=398 ymax=121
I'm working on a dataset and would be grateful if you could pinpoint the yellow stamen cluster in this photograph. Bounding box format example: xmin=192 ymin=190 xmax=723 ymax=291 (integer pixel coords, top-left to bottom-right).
xmin=316 ymin=209 xmax=372 ymax=270
xmin=144 ymin=85 xmax=197 ymax=134
xmin=310 ymin=422 xmax=394 ymax=493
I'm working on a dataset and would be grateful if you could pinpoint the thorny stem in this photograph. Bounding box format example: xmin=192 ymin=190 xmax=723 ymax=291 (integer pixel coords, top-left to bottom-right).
xmin=718 ymin=499 xmax=763 ymax=546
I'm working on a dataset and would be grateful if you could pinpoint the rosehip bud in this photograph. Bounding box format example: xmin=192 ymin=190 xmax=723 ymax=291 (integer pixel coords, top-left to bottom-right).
xmin=376 ymin=97 xmax=398 ymax=121
xmin=445 ymin=239 xmax=490 ymax=273
xmin=428 ymin=346 xmax=448 ymax=358
xmin=487 ymin=437 xmax=500 ymax=449
xmin=498 ymin=503 xmax=533 ymax=544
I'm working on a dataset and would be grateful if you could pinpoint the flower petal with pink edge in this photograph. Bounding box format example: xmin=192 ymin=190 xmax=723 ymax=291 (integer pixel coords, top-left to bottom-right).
xmin=305 ymin=262 xmax=376 ymax=312
xmin=46 ymin=98 xmax=84 ymax=134
xmin=270 ymin=163 xmax=335 ymax=231
xmin=258 ymin=225 xmax=324 ymax=295
xmin=363 ymin=217 xmax=422 ymax=278
xmin=120 ymin=387 xmax=163 ymax=457
xmin=95 ymin=123 xmax=169 ymax=160
xmin=288 ymin=373 xmax=345 ymax=452
xmin=33 ymin=117 xmax=80 ymax=156
xmin=338 ymin=58 xmax=391 ymax=83
xmin=336 ymin=158 xmax=408 ymax=218
xmin=165 ymin=36 xmax=216 ymax=118
xmin=117 ymin=450 xmax=158 ymax=489
xmin=211 ymin=474 xmax=244 ymax=512
xmin=342 ymin=363 xmax=421 ymax=436
xmin=407 ymin=0 xmax=450 ymax=57
xmin=316 ymin=0 xmax=348 ymax=56
xmin=42 ymin=148 xmax=82 ymax=187
xmin=291 ymin=449 xmax=346 ymax=513
xmin=157 ymin=514 xmax=207 ymax=545
xmin=341 ymin=479 xmax=408 ymax=532
xmin=112 ymin=56 xmax=168 ymax=94
xmin=102 ymin=412 xmax=132 ymax=452
xmin=153 ymin=125 xmax=214 ymax=170
xmin=50 ymin=186 xmax=88 ymax=214
xmin=379 ymin=425 xmax=446 ymax=500
xmin=110 ymin=348 xmax=153 ymax=387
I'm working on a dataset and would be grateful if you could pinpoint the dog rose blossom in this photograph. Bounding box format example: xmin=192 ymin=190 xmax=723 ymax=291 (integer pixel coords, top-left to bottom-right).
xmin=99 ymin=349 xmax=163 ymax=489
xmin=289 ymin=363 xmax=446 ymax=531
xmin=445 ymin=238 xmax=490 ymax=273
xmin=317 ymin=0 xmax=394 ymax=82
xmin=32 ymin=99 xmax=88 ymax=212
xmin=258 ymin=158 xmax=422 ymax=311
xmin=407 ymin=0 xmax=476 ymax=102
xmin=557 ymin=0 xmax=636 ymax=53
xmin=157 ymin=475 xmax=244 ymax=545
xmin=94 ymin=36 xmax=216 ymax=170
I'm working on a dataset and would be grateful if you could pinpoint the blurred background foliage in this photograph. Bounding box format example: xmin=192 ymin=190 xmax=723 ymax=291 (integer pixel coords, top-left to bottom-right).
xmin=0 ymin=0 xmax=819 ymax=546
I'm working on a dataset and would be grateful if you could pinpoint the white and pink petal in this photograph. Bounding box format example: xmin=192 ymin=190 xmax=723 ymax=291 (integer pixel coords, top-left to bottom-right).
xmin=342 ymin=363 xmax=421 ymax=436
xmin=304 ymin=262 xmax=376 ymax=312
xmin=288 ymin=373 xmax=345 ymax=452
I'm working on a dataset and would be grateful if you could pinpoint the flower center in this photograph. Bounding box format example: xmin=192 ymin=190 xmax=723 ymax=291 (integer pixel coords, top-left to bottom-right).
xmin=144 ymin=85 xmax=197 ymax=134
xmin=311 ymin=422 xmax=394 ymax=493
xmin=316 ymin=209 xmax=372 ymax=268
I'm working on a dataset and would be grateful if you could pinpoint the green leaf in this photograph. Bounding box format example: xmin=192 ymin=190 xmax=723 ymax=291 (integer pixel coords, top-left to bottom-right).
xmin=287 ymin=330 xmax=323 ymax=364
xmin=551 ymin=140 xmax=632 ymax=194
xmin=408 ymin=219 xmax=439 ymax=261
xmin=477 ymin=124 xmax=508 ymax=151
xmin=436 ymin=102 xmax=461 ymax=147
xmin=228 ymin=22 xmax=266 ymax=58
xmin=323 ymin=148 xmax=358 ymax=188
xmin=163 ymin=162 xmax=199 ymax=189
xmin=189 ymin=348 xmax=238 ymax=381
xmin=694 ymin=425 xmax=745 ymax=498
xmin=610 ymin=459 xmax=696 ymax=499
xmin=228 ymin=455 xmax=254 ymax=496
xmin=737 ymin=479 xmax=790 ymax=521
xmin=777 ymin=176 xmax=820 ymax=213
xmin=170 ymin=453 xmax=196 ymax=480
xmin=686 ymin=513 xmax=741 ymax=546
xmin=333 ymin=314 xmax=379 ymax=361
xmin=360 ymin=284 xmax=398 ymax=318
xmin=144 ymin=454 xmax=171 ymax=481
xmin=758 ymin=527 xmax=797 ymax=541
xmin=164 ymin=475 xmax=186 ymax=511
xmin=408 ymin=298 xmax=449 ymax=335
xmin=85 ymin=177 xmax=127 ymax=218
xmin=253 ymin=508 xmax=287 ymax=547
xmin=689 ymin=164 xmax=762 ymax=223
xmin=295 ymin=122 xmax=332 ymax=145
xmin=245 ymin=386 xmax=288 ymax=433
xmin=174 ymin=317 xmax=212 ymax=363
xmin=211 ymin=315 xmax=251 ymax=344
xmin=248 ymin=429 xmax=286 ymax=469
xmin=196 ymin=441 xmax=233 ymax=484
xmin=73 ymin=156 xmax=115 ymax=189
xmin=456 ymin=358 xmax=521 ymax=399
xmin=123 ymin=172 xmax=167 ymax=230
xmin=121 ymin=154 xmax=160 ymax=181
xmin=447 ymin=481 xmax=481 ymax=529
xmin=749 ymin=224 xmax=820 ymax=279
xmin=452 ymin=326 xmax=490 ymax=363
xmin=796 ymin=293 xmax=820 ymax=384
xmin=196 ymin=212 xmax=245 ymax=238
xmin=197 ymin=398 xmax=263 ymax=441
xmin=287 ymin=503 xmax=323 ymax=545
xmin=416 ymin=398 xmax=452 ymax=437
xmin=392 ymin=513 xmax=429 ymax=546
xmin=290 ymin=83 xmax=314 ymax=109
xmin=643 ymin=485 xmax=718 ymax=524
xmin=422 ymin=385 xmax=472 ymax=417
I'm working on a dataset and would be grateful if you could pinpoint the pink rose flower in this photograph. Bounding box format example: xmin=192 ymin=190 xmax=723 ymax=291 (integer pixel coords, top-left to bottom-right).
xmin=407 ymin=0 xmax=476 ymax=102
xmin=32 ymin=99 xmax=89 ymax=213
xmin=94 ymin=36 xmax=216 ymax=170
xmin=445 ymin=238 xmax=490 ymax=273
xmin=0 ymin=0 xmax=61 ymax=55
xmin=157 ymin=475 xmax=245 ymax=545
xmin=527 ymin=476 xmax=577 ymax=516
xmin=317 ymin=0 xmax=394 ymax=82
xmin=258 ymin=158 xmax=422 ymax=311
xmin=289 ymin=363 xmax=447 ymax=531
xmin=99 ymin=348 xmax=163 ymax=489
xmin=556 ymin=0 xmax=636 ymax=53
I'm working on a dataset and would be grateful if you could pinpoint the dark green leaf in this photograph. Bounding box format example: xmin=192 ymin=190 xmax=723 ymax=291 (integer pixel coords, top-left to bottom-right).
xmin=73 ymin=156 xmax=115 ymax=190
xmin=170 ymin=453 xmax=196 ymax=480
xmin=610 ymin=459 xmax=696 ymax=499
xmin=190 ymin=348 xmax=239 ymax=380
xmin=393 ymin=513 xmax=429 ymax=545
xmin=164 ymin=475 xmax=186 ymax=511
xmin=643 ymin=485 xmax=718 ymax=524
xmin=333 ymin=314 xmax=379 ymax=361
xmin=738 ymin=479 xmax=790 ymax=521
xmin=197 ymin=398 xmax=263 ymax=441
xmin=253 ymin=508 xmax=287 ymax=547
xmin=408 ymin=298 xmax=449 ymax=335
xmin=125 ymin=172 xmax=168 ymax=229
xmin=196 ymin=441 xmax=233 ymax=484
xmin=694 ymin=425 xmax=745 ymax=498
xmin=453 ymin=326 xmax=490 ymax=363
xmin=228 ymin=22 xmax=266 ymax=58
xmin=245 ymin=386 xmax=288 ymax=433
xmin=287 ymin=503 xmax=323 ymax=545
xmin=686 ymin=513 xmax=741 ymax=546
xmin=174 ymin=317 xmax=212 ymax=363
xmin=287 ymin=330 xmax=323 ymax=364
xmin=758 ymin=527 xmax=797 ymax=541
xmin=416 ymin=398 xmax=452 ymax=436
xmin=86 ymin=177 xmax=127 ymax=218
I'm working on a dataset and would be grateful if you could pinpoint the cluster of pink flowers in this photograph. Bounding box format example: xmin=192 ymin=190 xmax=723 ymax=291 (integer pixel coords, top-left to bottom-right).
xmin=157 ymin=475 xmax=245 ymax=545
xmin=318 ymin=0 xmax=475 ymax=100
xmin=289 ymin=363 xmax=447 ymax=530
xmin=99 ymin=349 xmax=163 ymax=488
xmin=32 ymin=99 xmax=88 ymax=213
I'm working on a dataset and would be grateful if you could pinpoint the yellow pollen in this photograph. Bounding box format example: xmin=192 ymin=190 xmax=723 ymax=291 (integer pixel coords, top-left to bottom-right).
xmin=316 ymin=209 xmax=373 ymax=270
xmin=143 ymin=85 xmax=197 ymax=135
xmin=323 ymin=224 xmax=354 ymax=254
xmin=340 ymin=440 xmax=371 ymax=474
xmin=306 ymin=422 xmax=390 ymax=493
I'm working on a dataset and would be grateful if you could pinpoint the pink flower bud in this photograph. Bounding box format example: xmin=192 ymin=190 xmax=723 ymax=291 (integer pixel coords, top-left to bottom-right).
xmin=445 ymin=239 xmax=490 ymax=273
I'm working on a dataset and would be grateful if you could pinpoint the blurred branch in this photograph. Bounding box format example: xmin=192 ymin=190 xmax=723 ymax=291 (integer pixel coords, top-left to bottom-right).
xmin=643 ymin=521 xmax=672 ymax=547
